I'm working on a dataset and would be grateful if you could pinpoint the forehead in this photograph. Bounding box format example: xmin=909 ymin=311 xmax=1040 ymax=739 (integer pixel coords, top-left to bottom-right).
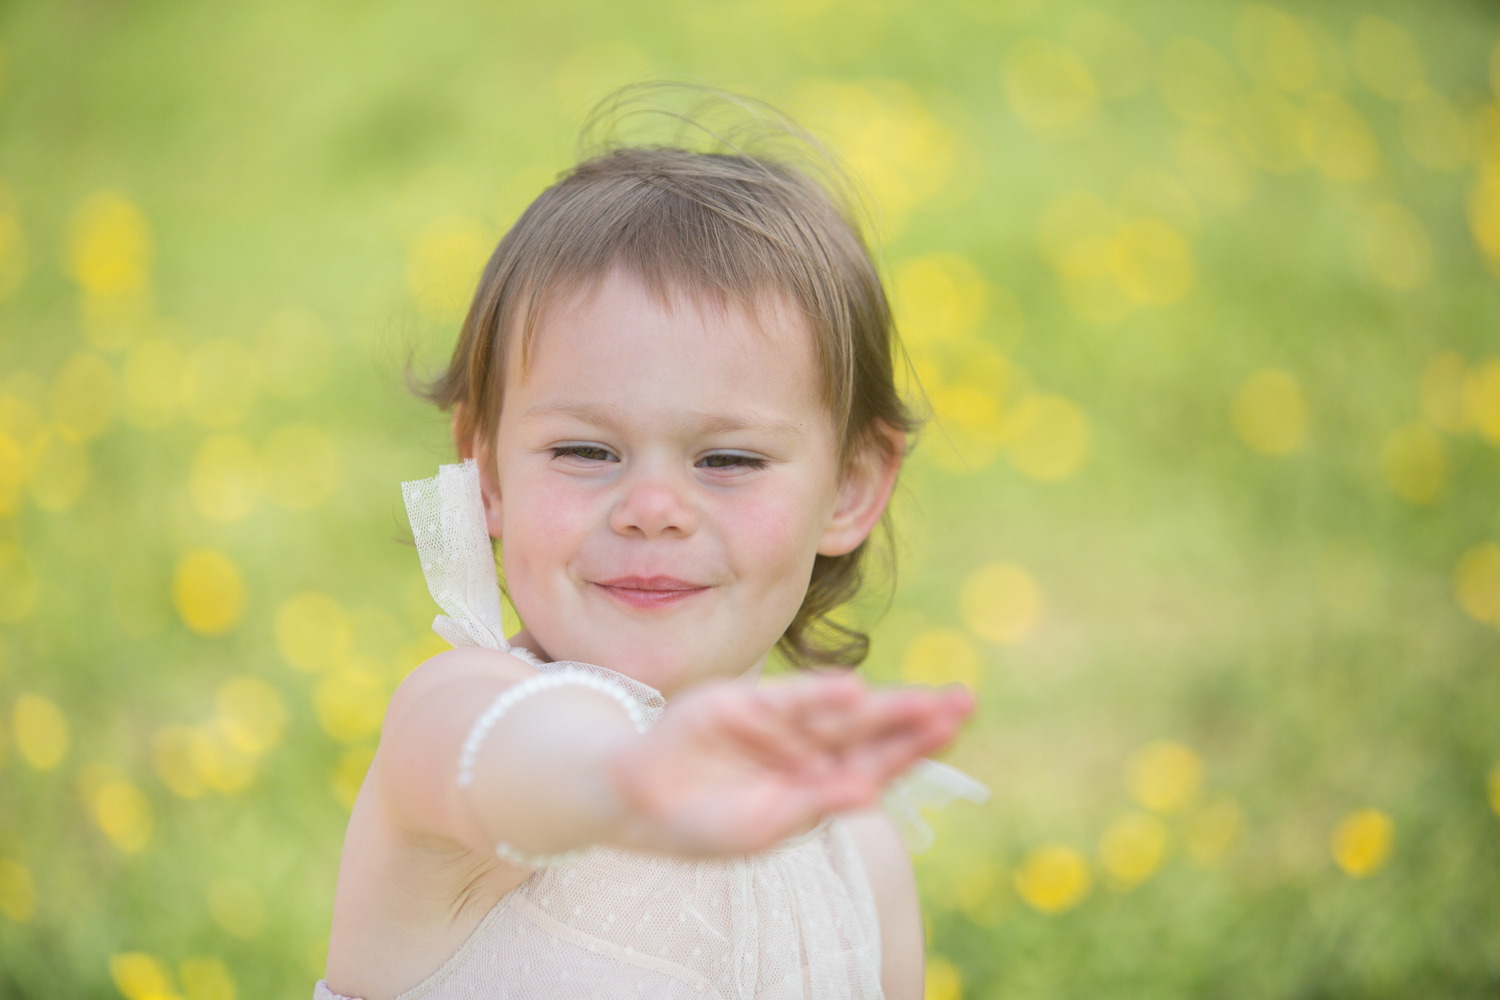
xmin=505 ymin=268 xmax=827 ymax=422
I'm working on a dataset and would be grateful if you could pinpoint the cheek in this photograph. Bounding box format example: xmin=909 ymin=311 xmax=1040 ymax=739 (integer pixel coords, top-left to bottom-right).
xmin=721 ymin=481 xmax=828 ymax=583
xmin=500 ymin=470 xmax=596 ymax=574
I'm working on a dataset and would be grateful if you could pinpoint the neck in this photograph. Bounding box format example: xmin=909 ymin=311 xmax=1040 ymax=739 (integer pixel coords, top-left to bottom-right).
xmin=506 ymin=628 xmax=770 ymax=698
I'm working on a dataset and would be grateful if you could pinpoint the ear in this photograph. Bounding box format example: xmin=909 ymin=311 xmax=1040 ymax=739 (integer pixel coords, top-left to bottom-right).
xmin=817 ymin=422 xmax=906 ymax=557
xmin=454 ymin=406 xmax=505 ymax=540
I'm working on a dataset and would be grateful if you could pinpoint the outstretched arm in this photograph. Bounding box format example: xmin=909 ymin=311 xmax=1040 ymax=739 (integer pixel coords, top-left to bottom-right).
xmin=376 ymin=646 xmax=972 ymax=862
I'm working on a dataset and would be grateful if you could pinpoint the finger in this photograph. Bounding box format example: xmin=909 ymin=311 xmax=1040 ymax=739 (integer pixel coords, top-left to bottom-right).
xmin=855 ymin=713 xmax=966 ymax=786
xmin=708 ymin=687 xmax=841 ymax=771
xmin=751 ymin=674 xmax=872 ymax=754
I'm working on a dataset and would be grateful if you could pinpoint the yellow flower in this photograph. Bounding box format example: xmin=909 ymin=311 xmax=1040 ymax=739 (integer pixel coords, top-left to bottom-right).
xmin=1013 ymin=845 xmax=1091 ymax=914
xmin=1331 ymin=808 xmax=1394 ymax=877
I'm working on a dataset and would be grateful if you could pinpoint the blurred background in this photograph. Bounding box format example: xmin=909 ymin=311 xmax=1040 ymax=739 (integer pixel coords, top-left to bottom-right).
xmin=3 ymin=0 xmax=1500 ymax=997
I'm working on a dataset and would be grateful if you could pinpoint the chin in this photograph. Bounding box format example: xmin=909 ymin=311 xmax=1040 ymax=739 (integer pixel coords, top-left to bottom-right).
xmin=549 ymin=634 xmax=753 ymax=697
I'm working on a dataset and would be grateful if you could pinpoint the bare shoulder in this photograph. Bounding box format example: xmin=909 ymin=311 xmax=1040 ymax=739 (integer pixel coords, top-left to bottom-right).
xmin=841 ymin=808 xmax=924 ymax=1000
xmin=385 ymin=645 xmax=536 ymax=720
xmin=375 ymin=646 xmax=539 ymax=843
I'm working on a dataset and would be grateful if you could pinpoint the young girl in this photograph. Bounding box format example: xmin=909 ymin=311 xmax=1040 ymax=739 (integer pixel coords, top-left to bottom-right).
xmin=319 ymin=96 xmax=987 ymax=1000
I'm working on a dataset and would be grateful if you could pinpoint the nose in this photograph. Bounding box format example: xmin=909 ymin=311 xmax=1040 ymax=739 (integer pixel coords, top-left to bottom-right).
xmin=609 ymin=472 xmax=699 ymax=540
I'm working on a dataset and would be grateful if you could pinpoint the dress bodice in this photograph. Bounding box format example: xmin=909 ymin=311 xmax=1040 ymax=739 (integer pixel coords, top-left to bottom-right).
xmin=317 ymin=806 xmax=883 ymax=1000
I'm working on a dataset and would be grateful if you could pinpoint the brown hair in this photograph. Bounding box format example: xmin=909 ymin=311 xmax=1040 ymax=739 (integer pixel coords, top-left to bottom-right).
xmin=425 ymin=88 xmax=916 ymax=667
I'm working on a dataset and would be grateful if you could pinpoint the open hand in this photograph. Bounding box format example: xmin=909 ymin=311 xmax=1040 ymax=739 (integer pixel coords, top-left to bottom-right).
xmin=608 ymin=673 xmax=973 ymax=856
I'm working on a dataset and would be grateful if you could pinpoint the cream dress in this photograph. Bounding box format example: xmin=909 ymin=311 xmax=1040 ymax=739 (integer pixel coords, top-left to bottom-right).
xmin=314 ymin=461 xmax=987 ymax=1000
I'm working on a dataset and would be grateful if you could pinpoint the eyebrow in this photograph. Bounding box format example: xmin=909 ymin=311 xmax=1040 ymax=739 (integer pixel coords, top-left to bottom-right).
xmin=521 ymin=402 xmax=804 ymax=438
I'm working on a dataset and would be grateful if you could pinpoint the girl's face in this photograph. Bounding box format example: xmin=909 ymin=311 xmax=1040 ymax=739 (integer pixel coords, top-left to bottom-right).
xmin=469 ymin=268 xmax=897 ymax=697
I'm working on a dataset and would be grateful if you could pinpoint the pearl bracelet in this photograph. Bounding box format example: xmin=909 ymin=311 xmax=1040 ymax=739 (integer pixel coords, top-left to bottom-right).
xmin=457 ymin=668 xmax=648 ymax=868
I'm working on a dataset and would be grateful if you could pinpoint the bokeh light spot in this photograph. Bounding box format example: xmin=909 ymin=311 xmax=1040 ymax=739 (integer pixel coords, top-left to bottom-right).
xmin=1175 ymin=129 xmax=1255 ymax=207
xmin=1488 ymin=762 xmax=1500 ymax=819
xmin=1007 ymin=393 xmax=1091 ymax=481
xmin=256 ymin=308 xmax=333 ymax=400
xmin=189 ymin=436 xmax=262 ymax=522
xmin=1234 ymin=88 xmax=1306 ymax=174
xmin=1301 ymin=93 xmax=1379 ymax=183
xmin=182 ymin=339 xmax=257 ymax=429
xmin=1380 ymin=424 xmax=1445 ymax=505
xmin=1331 ymin=808 xmax=1394 ymax=877
xmin=207 ymin=876 xmax=265 ymax=940
xmin=26 ymin=431 xmax=90 ymax=510
xmin=900 ymin=628 xmax=982 ymax=689
xmin=263 ymin=424 xmax=338 ymax=511
xmin=1365 ymin=201 xmax=1432 ymax=290
xmin=1184 ymin=797 xmax=1243 ymax=867
xmin=406 ymin=217 xmax=489 ymax=319
xmin=1234 ymin=5 xmax=1318 ymax=93
xmin=13 ymin=693 xmax=68 ymax=770
xmin=0 ymin=541 xmax=39 ymax=622
xmin=892 ymin=254 xmax=990 ymax=347
xmin=1419 ymin=351 xmax=1468 ymax=433
xmin=153 ymin=725 xmax=207 ymax=798
xmin=924 ymin=955 xmax=963 ymax=1000
xmin=1065 ymin=11 xmax=1149 ymax=102
xmin=1453 ymin=543 xmax=1500 ymax=625
xmin=50 ymin=352 xmax=116 ymax=441
xmin=1232 ymin=369 xmax=1307 ymax=455
xmin=275 ymin=592 xmax=352 ymax=672
xmin=1013 ymin=845 xmax=1091 ymax=914
xmin=1469 ymin=173 xmax=1500 ymax=268
xmin=1003 ymin=38 xmax=1099 ymax=138
xmin=172 ymin=549 xmax=246 ymax=636
xmin=1099 ymin=811 xmax=1168 ymax=888
xmin=1462 ymin=358 xmax=1500 ymax=443
xmin=960 ymin=562 xmax=1042 ymax=644
xmin=1157 ymin=37 xmax=1239 ymax=127
xmin=332 ymin=744 xmax=376 ymax=811
xmin=216 ymin=676 xmax=287 ymax=756
xmin=1401 ymin=90 xmax=1469 ymax=171
xmin=1117 ymin=169 xmax=1200 ymax=237
xmin=110 ymin=952 xmax=171 ymax=1000
xmin=796 ymin=80 xmax=957 ymax=238
xmin=189 ymin=725 xmax=256 ymax=794
xmin=122 ymin=337 xmax=184 ymax=429
xmin=314 ymin=665 xmax=388 ymax=742
xmin=179 ymin=956 xmax=235 ymax=1000
xmin=66 ymin=192 xmax=151 ymax=298
xmin=89 ymin=779 xmax=153 ymax=853
xmin=1351 ymin=16 xmax=1425 ymax=102
xmin=1110 ymin=217 xmax=1194 ymax=305
xmin=1126 ymin=740 xmax=1203 ymax=814
xmin=0 ymin=859 xmax=36 ymax=922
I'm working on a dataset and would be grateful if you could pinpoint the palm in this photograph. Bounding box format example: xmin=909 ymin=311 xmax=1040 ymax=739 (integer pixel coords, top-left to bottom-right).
xmin=609 ymin=674 xmax=972 ymax=855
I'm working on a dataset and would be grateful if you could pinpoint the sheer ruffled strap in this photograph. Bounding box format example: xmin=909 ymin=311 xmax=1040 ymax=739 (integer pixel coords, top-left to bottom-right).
xmin=401 ymin=459 xmax=511 ymax=652
xmin=881 ymin=758 xmax=990 ymax=854
xmin=399 ymin=462 xmax=671 ymax=727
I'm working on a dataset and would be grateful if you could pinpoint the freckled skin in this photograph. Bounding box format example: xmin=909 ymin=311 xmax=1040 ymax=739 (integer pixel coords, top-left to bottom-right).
xmin=471 ymin=269 xmax=849 ymax=697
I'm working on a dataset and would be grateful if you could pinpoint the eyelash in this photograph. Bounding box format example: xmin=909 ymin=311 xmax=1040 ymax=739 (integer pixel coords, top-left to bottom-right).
xmin=551 ymin=444 xmax=616 ymax=463
xmin=548 ymin=445 xmax=768 ymax=471
xmin=698 ymin=453 xmax=769 ymax=471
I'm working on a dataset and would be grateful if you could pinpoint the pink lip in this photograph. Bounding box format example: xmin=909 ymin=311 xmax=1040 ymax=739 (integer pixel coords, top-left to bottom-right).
xmin=593 ymin=576 xmax=710 ymax=610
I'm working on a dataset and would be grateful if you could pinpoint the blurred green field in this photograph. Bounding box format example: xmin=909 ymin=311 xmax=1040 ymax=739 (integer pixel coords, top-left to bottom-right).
xmin=3 ymin=0 xmax=1500 ymax=997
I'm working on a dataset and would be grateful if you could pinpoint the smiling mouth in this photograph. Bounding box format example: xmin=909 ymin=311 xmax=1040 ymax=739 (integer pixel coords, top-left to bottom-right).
xmin=592 ymin=576 xmax=710 ymax=610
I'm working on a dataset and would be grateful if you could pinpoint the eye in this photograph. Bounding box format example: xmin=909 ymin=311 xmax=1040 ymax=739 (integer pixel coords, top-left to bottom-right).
xmin=697 ymin=452 xmax=770 ymax=471
xmin=550 ymin=444 xmax=617 ymax=463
